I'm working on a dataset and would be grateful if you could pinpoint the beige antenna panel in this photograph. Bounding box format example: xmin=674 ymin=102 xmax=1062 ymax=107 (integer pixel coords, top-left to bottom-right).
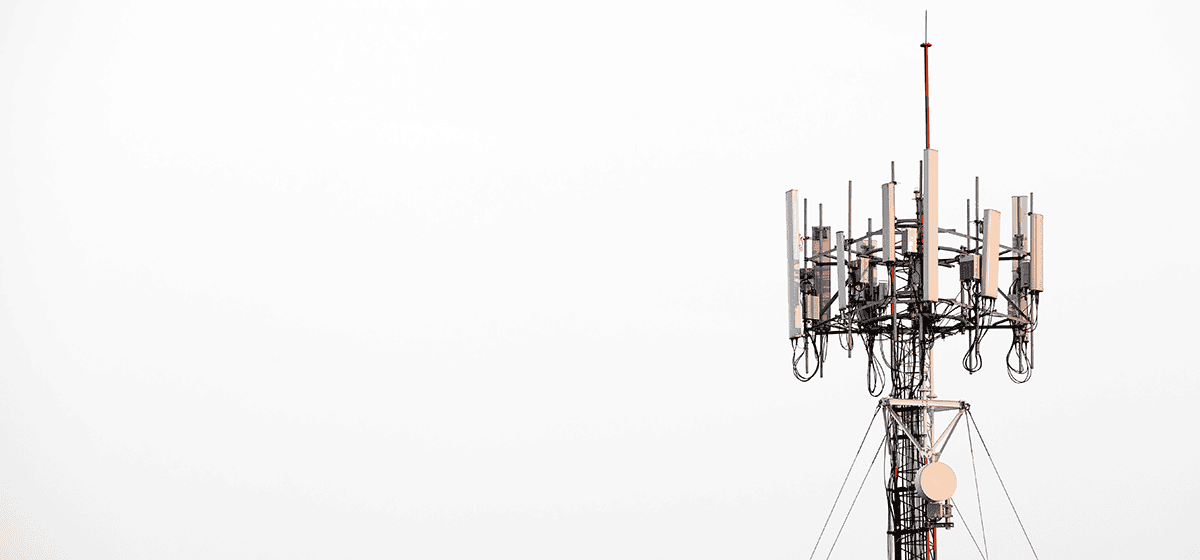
xmin=981 ymin=209 xmax=1001 ymax=299
xmin=785 ymin=190 xmax=804 ymax=338
xmin=922 ymin=149 xmax=939 ymax=301
xmin=1029 ymin=212 xmax=1044 ymax=292
xmin=882 ymin=182 xmax=896 ymax=262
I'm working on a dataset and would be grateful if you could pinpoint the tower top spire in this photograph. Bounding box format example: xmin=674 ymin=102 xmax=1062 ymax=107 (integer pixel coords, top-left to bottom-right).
xmin=922 ymin=11 xmax=932 ymax=149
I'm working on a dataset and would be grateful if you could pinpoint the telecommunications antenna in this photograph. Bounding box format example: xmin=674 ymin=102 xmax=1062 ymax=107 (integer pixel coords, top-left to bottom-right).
xmin=784 ymin=15 xmax=1044 ymax=560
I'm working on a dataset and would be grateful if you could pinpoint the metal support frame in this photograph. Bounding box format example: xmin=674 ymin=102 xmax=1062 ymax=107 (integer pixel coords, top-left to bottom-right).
xmin=883 ymin=400 xmax=966 ymax=462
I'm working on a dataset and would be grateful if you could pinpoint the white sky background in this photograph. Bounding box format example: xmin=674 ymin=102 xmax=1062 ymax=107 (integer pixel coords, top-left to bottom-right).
xmin=0 ymin=0 xmax=1197 ymax=558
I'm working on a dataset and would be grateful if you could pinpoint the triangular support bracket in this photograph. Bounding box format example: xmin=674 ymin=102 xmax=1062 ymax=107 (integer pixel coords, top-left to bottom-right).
xmin=880 ymin=398 xmax=969 ymax=462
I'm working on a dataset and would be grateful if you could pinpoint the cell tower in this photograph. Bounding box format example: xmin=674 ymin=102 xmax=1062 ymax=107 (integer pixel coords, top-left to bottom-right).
xmin=784 ymin=21 xmax=1043 ymax=560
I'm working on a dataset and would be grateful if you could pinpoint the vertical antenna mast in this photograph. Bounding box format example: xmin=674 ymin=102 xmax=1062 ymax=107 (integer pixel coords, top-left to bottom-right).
xmin=922 ymin=11 xmax=932 ymax=149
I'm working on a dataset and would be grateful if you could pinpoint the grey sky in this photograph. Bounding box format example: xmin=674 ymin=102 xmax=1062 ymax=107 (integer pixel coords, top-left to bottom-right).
xmin=0 ymin=1 xmax=1196 ymax=558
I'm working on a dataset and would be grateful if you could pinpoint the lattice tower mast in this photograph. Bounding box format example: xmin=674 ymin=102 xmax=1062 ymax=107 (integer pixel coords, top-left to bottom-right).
xmin=783 ymin=20 xmax=1044 ymax=560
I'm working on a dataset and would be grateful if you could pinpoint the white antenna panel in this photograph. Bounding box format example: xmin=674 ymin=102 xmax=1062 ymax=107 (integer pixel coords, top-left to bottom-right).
xmin=836 ymin=231 xmax=847 ymax=312
xmin=980 ymin=209 xmax=1001 ymax=299
xmin=1011 ymin=196 xmax=1028 ymax=242
xmin=922 ymin=149 xmax=939 ymax=301
xmin=785 ymin=191 xmax=804 ymax=338
xmin=1011 ymin=195 xmax=1028 ymax=253
xmin=1029 ymin=212 xmax=1043 ymax=292
xmin=1011 ymin=195 xmax=1029 ymax=290
xmin=882 ymin=182 xmax=896 ymax=262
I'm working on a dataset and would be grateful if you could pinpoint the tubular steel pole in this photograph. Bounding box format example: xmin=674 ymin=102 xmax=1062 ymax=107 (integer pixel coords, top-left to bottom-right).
xmin=922 ymin=41 xmax=932 ymax=149
xmin=922 ymin=24 xmax=937 ymax=558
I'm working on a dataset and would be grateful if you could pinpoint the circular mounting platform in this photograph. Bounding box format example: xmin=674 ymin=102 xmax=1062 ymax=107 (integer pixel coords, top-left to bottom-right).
xmin=915 ymin=461 xmax=956 ymax=501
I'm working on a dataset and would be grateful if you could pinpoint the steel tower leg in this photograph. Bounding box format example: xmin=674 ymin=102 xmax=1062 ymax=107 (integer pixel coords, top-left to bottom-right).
xmin=885 ymin=314 xmax=935 ymax=560
xmin=886 ymin=404 xmax=931 ymax=559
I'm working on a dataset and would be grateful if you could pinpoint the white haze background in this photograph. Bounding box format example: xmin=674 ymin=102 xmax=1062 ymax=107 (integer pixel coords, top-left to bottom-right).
xmin=0 ymin=1 xmax=1196 ymax=558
